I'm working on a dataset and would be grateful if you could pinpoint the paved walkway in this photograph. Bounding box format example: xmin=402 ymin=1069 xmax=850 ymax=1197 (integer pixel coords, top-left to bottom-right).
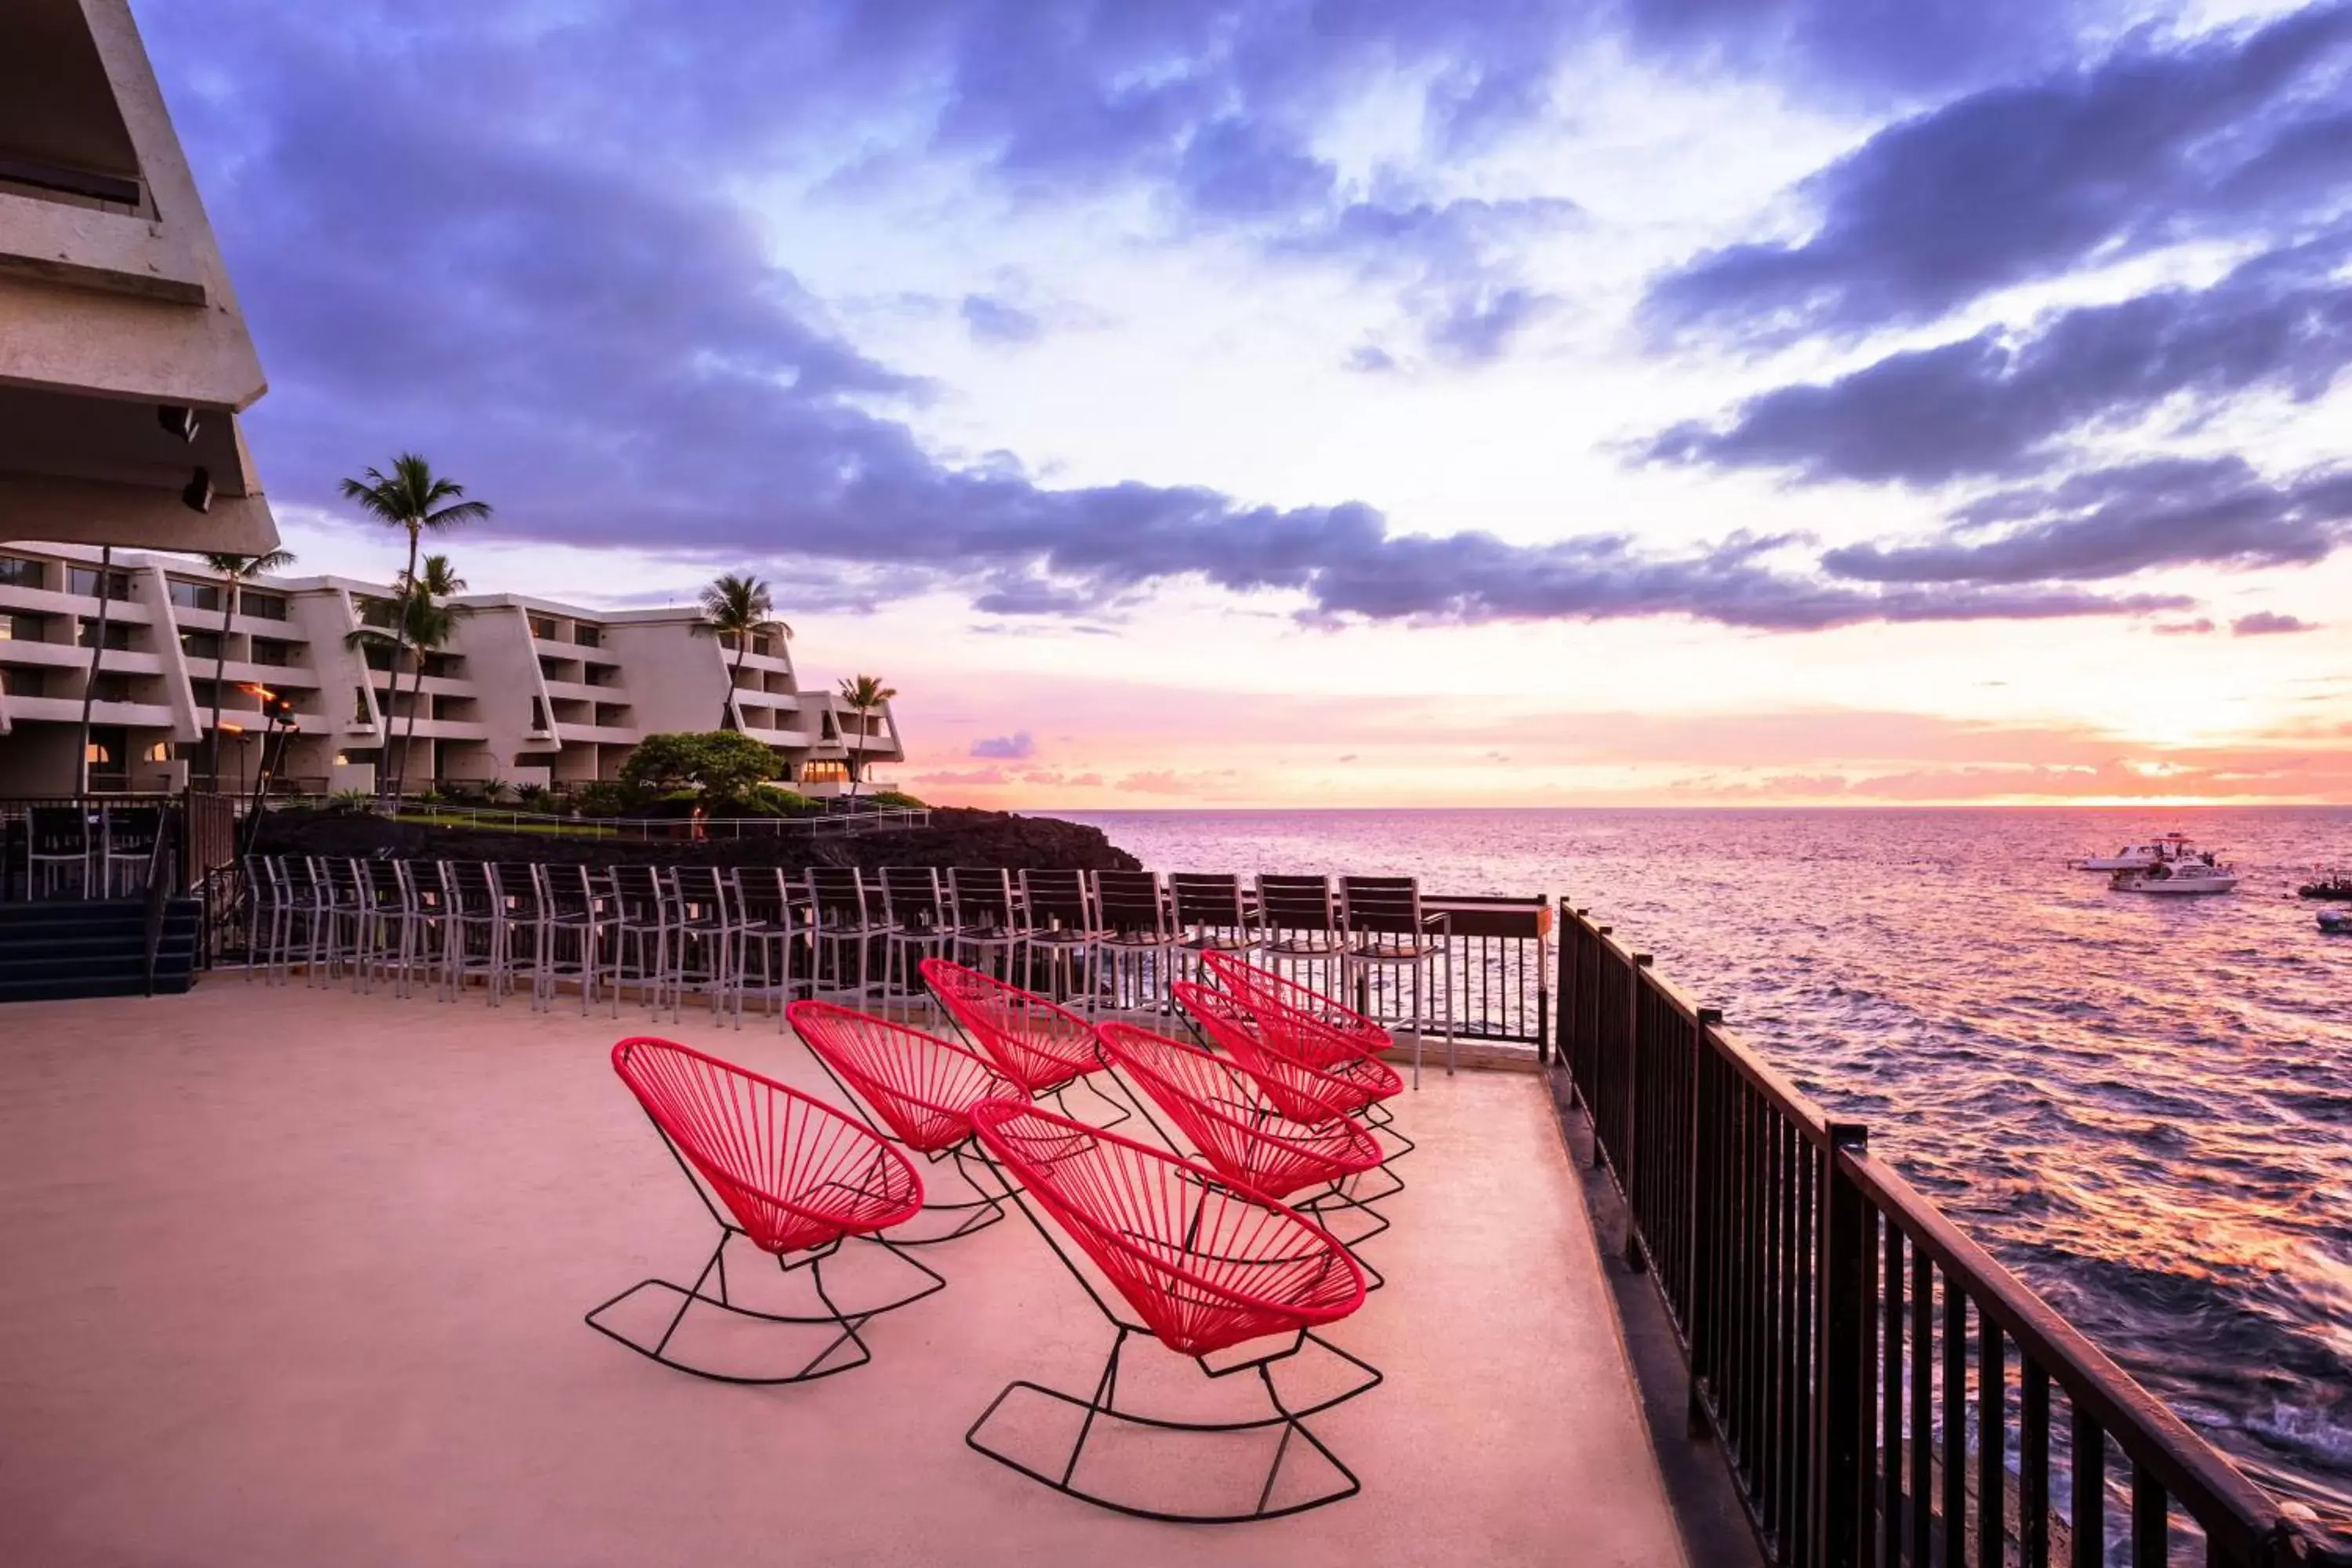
xmin=0 ymin=982 xmax=1687 ymax=1566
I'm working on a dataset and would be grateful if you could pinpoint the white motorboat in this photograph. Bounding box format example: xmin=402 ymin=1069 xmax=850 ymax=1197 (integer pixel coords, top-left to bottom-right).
xmin=2319 ymin=908 xmax=2352 ymax=935
xmin=2071 ymin=833 xmax=2199 ymax=871
xmin=2110 ymin=855 xmax=2238 ymax=895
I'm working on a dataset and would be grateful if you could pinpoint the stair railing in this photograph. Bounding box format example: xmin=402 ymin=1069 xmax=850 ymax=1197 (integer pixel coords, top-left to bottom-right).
xmin=141 ymin=807 xmax=179 ymax=996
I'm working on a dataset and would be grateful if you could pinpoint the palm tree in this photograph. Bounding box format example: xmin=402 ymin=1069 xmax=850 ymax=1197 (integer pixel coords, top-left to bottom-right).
xmin=339 ymin=454 xmax=491 ymax=796
xmin=74 ymin=546 xmax=118 ymax=793
xmin=836 ymin=673 xmax=897 ymax=803
xmin=350 ymin=556 xmax=466 ymax=799
xmin=198 ymin=549 xmax=296 ymax=790
xmin=691 ymin=572 xmax=791 ymax=730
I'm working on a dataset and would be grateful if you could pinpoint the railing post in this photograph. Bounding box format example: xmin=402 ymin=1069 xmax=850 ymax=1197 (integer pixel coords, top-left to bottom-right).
xmin=1687 ymin=1005 xmax=1724 ymax=1439
xmin=1818 ymin=1123 xmax=1871 ymax=1568
xmin=1623 ymin=953 xmax=1652 ymax=1270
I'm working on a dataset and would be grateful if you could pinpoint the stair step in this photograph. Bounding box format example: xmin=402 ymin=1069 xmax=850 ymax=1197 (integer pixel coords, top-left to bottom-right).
xmin=0 ymin=974 xmax=196 ymax=1003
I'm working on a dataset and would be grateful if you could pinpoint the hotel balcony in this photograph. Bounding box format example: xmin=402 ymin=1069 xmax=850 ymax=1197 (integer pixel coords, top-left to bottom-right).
xmin=0 ymin=984 xmax=1679 ymax=1567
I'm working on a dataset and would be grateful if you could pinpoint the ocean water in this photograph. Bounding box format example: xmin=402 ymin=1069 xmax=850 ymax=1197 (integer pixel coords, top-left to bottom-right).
xmin=1061 ymin=807 xmax=2352 ymax=1528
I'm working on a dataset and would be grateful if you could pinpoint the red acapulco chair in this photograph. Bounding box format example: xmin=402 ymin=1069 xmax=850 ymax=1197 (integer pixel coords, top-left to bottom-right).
xmin=1201 ymin=950 xmax=1389 ymax=1067
xmin=586 ymin=1036 xmax=944 ymax=1385
xmin=1174 ymin=980 xmax=1415 ymax=1167
xmin=920 ymin=957 xmax=1131 ymax=1128
xmin=964 ymin=1098 xmax=1381 ymax=1523
xmin=1094 ymin=1022 xmax=1392 ymax=1254
xmin=787 ymin=1000 xmax=1022 ymax=1243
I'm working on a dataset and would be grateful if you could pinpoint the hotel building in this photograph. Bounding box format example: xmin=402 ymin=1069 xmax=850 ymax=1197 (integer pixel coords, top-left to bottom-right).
xmin=0 ymin=543 xmax=905 ymax=797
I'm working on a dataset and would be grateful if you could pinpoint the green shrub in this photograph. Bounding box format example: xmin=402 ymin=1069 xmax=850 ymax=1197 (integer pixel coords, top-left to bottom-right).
xmin=866 ymin=789 xmax=926 ymax=810
xmin=479 ymin=777 xmax=513 ymax=804
xmin=514 ymin=783 xmax=554 ymax=813
xmin=572 ymin=781 xmax=637 ymax=818
xmin=327 ymin=788 xmax=375 ymax=815
xmin=619 ymin=731 xmax=779 ymax=806
xmin=752 ymin=784 xmax=815 ymax=814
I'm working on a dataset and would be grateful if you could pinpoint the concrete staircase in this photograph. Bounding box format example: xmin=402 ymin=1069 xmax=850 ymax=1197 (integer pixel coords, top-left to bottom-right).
xmin=0 ymin=898 xmax=201 ymax=1004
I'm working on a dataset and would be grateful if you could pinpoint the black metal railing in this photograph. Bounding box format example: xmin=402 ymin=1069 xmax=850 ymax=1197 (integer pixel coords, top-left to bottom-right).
xmin=1549 ymin=898 xmax=2336 ymax=1568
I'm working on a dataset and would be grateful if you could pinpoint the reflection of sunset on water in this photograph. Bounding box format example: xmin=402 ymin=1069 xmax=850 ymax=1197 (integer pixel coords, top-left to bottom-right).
xmin=1078 ymin=804 xmax=2352 ymax=1527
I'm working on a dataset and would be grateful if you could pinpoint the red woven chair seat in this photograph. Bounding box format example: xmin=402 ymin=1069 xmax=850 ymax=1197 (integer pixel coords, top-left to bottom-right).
xmin=788 ymin=1001 xmax=1020 ymax=1154
xmin=920 ymin=958 xmax=1103 ymax=1092
xmin=612 ymin=1036 xmax=922 ymax=1255
xmin=1202 ymin=952 xmax=1391 ymax=1069
xmin=1095 ymin=1023 xmax=1381 ymax=1203
xmin=969 ymin=1099 xmax=1364 ymax=1358
xmin=1174 ymin=982 xmax=1403 ymax=1123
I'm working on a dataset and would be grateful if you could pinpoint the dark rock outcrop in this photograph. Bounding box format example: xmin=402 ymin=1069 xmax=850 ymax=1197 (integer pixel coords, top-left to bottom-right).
xmin=250 ymin=806 xmax=1141 ymax=873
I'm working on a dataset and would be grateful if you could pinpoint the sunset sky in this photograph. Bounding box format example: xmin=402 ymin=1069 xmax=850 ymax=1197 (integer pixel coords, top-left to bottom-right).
xmin=144 ymin=0 xmax=2352 ymax=806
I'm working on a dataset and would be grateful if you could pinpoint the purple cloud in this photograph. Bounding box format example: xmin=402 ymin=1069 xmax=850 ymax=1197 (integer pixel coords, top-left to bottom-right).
xmin=2232 ymin=611 xmax=2319 ymax=636
xmin=970 ymin=731 xmax=1038 ymax=759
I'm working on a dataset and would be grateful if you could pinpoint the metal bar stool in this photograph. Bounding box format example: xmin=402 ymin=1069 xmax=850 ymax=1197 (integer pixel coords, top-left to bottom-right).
xmin=1256 ymin=874 xmax=1345 ymax=996
xmin=437 ymin=860 xmax=508 ymax=1004
xmin=25 ymin=806 xmax=93 ymax=900
xmin=606 ymin=864 xmax=676 ymax=1018
xmin=358 ymin=857 xmax=423 ymax=997
xmin=944 ymin=866 xmax=1029 ymax=982
xmin=727 ymin=866 xmax=798 ymax=1029
xmin=1017 ymin=869 xmax=1102 ymax=1009
xmin=1090 ymin=869 xmax=1175 ymax=1014
xmin=666 ymin=866 xmax=735 ymax=1021
xmin=532 ymin=862 xmax=605 ymax=1014
xmin=1338 ymin=876 xmax=1454 ymax=1087
xmin=878 ymin=866 xmax=954 ymax=1011
xmin=804 ymin=867 xmax=891 ymax=1001
xmin=99 ymin=805 xmax=165 ymax=898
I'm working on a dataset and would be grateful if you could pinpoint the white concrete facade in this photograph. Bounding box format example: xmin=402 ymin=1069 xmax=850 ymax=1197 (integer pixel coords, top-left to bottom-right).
xmin=0 ymin=543 xmax=903 ymax=797
xmin=1 ymin=0 xmax=280 ymax=555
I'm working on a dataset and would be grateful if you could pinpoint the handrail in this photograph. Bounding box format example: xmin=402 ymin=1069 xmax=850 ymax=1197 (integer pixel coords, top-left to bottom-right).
xmin=1550 ymin=895 xmax=2331 ymax=1568
xmin=140 ymin=808 xmax=177 ymax=996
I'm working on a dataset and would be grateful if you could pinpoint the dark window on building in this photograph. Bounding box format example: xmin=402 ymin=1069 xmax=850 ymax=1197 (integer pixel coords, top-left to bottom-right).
xmin=249 ymin=638 xmax=292 ymax=667
xmin=1 ymin=613 xmax=49 ymax=641
xmin=67 ymin=566 xmax=134 ymax=600
xmin=0 ymin=555 xmax=44 ymax=590
xmin=168 ymin=579 xmax=223 ymax=612
xmin=74 ymin=618 xmax=133 ymax=650
xmin=574 ymin=624 xmax=602 ymax=648
xmin=530 ymin=698 xmax=550 ymax=732
xmin=529 ymin=615 xmax=560 ymax=641
xmin=2 ymin=666 xmax=42 ymax=699
xmin=241 ymin=593 xmax=289 ymax=621
xmin=180 ymin=630 xmax=223 ymax=662
xmin=353 ymin=686 xmax=373 ymax=723
xmin=89 ymin=672 xmax=136 ymax=703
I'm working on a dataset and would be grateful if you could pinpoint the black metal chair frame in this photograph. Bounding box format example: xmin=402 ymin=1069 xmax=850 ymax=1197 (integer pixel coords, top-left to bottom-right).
xmin=803 ymin=1047 xmax=1012 ymax=1248
xmin=584 ymin=1106 xmax=948 ymax=1385
xmin=960 ymin=1143 xmax=1382 ymax=1523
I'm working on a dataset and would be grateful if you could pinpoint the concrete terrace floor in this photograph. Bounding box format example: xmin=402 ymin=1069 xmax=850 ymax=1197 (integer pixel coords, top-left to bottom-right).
xmin=0 ymin=979 xmax=1687 ymax=1567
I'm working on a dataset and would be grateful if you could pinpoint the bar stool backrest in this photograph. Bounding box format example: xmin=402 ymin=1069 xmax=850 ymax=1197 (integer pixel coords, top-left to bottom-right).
xmin=1020 ymin=868 xmax=1092 ymax=931
xmin=1092 ymin=870 xmax=1167 ymax=936
xmin=1338 ymin=875 xmax=1422 ymax=939
xmin=1169 ymin=873 xmax=1247 ymax=931
xmin=610 ymin=863 xmax=667 ymax=921
xmin=492 ymin=862 xmax=542 ymax=918
xmin=729 ymin=866 xmax=793 ymax=929
xmin=1258 ymin=874 xmax=1336 ymax=935
xmin=537 ymin=862 xmax=599 ymax=919
xmin=27 ymin=806 xmax=90 ymax=857
xmin=321 ymin=855 xmax=365 ymax=907
xmin=946 ymin=866 xmax=1016 ymax=931
xmin=880 ymin=866 xmax=946 ymax=932
xmin=805 ymin=866 xmax=868 ymax=924
xmin=671 ymin=864 xmax=729 ymax=920
xmin=365 ymin=858 xmax=408 ymax=910
xmin=103 ymin=805 xmax=163 ymax=857
xmin=441 ymin=859 xmax=498 ymax=916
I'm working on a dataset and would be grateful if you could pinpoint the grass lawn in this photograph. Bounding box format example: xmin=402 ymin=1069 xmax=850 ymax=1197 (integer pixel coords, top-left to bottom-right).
xmin=390 ymin=811 xmax=619 ymax=838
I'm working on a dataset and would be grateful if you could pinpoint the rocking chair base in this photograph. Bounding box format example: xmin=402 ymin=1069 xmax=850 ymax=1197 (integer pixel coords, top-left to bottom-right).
xmin=966 ymin=1327 xmax=1381 ymax=1523
xmin=585 ymin=1231 xmax=944 ymax=1385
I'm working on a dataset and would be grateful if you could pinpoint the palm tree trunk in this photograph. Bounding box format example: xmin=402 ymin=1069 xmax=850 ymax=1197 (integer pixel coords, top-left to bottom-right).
xmin=206 ymin=578 xmax=236 ymax=790
xmin=846 ymin=709 xmax=864 ymax=803
xmin=721 ymin=640 xmax=745 ymax=730
xmin=383 ymin=523 xmax=421 ymax=799
xmin=75 ymin=546 xmax=115 ymax=794
xmin=401 ymin=641 xmax=427 ymax=796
